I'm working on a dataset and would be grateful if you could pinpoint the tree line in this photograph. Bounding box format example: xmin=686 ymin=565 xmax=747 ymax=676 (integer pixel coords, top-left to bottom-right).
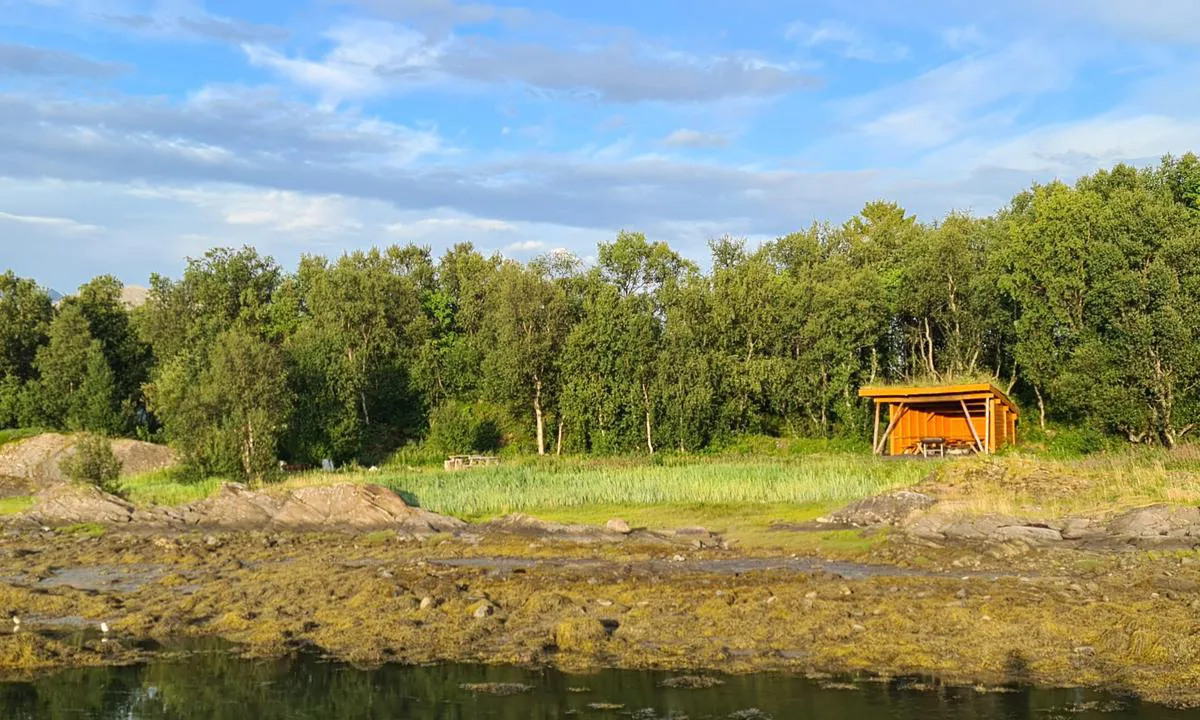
xmin=3 ymin=154 xmax=1200 ymax=477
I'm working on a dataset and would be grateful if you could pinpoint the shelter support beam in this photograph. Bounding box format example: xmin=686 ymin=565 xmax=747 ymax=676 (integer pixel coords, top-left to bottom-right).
xmin=874 ymin=403 xmax=907 ymax=455
xmin=960 ymin=400 xmax=984 ymax=454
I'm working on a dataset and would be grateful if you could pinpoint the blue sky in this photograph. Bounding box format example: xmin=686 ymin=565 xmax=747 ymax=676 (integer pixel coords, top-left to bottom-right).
xmin=2 ymin=0 xmax=1199 ymax=291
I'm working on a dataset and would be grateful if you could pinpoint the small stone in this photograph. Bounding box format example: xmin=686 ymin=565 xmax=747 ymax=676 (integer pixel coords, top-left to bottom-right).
xmin=671 ymin=554 xmax=685 ymax=562
xmin=981 ymin=615 xmax=992 ymax=622
xmin=420 ymin=596 xmax=434 ymax=610
xmin=378 ymin=569 xmax=394 ymax=579
xmin=804 ymin=591 xmax=818 ymax=599
xmin=766 ymin=596 xmax=777 ymax=604
xmin=851 ymin=624 xmax=866 ymax=632
xmin=839 ymin=586 xmax=852 ymax=596
xmin=955 ymin=589 xmax=968 ymax=599
xmin=1151 ymin=592 xmax=1160 ymax=599
xmin=1068 ymin=583 xmax=1083 ymax=593
xmin=606 ymin=518 xmax=632 ymax=534
xmin=204 ymin=535 xmax=219 ymax=547
xmin=596 ymin=599 xmax=613 ymax=607
xmin=472 ymin=602 xmax=494 ymax=619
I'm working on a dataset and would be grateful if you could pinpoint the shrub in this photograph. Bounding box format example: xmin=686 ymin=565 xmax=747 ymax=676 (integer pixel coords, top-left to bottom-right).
xmin=60 ymin=433 xmax=123 ymax=494
xmin=427 ymin=400 xmax=504 ymax=455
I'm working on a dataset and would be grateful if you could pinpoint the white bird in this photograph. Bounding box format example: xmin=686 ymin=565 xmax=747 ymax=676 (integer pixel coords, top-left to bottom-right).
xmin=100 ymin=622 xmax=109 ymax=634
xmin=10 ymin=616 xmax=18 ymax=627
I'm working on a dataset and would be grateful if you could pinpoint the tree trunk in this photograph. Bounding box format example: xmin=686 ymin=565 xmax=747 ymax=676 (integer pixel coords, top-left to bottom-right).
xmin=556 ymin=416 xmax=564 ymax=456
xmin=533 ymin=377 xmax=545 ymax=456
xmin=1033 ymin=385 xmax=1046 ymax=430
xmin=360 ymin=391 xmax=371 ymax=426
xmin=243 ymin=419 xmax=255 ymax=481
xmin=641 ymin=380 xmax=654 ymax=455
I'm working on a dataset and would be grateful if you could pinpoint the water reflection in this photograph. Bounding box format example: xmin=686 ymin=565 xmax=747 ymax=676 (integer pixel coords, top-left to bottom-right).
xmin=0 ymin=650 xmax=1189 ymax=720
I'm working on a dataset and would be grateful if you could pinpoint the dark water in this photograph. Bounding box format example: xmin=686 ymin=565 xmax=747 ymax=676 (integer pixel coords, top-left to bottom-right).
xmin=0 ymin=651 xmax=1194 ymax=720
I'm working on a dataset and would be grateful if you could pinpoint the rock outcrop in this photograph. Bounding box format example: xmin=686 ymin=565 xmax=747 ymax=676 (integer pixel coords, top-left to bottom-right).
xmin=19 ymin=482 xmax=465 ymax=536
xmin=817 ymin=490 xmax=937 ymax=527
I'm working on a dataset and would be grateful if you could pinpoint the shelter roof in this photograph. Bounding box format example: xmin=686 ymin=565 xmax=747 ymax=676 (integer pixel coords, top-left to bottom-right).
xmin=857 ymin=383 xmax=1018 ymax=414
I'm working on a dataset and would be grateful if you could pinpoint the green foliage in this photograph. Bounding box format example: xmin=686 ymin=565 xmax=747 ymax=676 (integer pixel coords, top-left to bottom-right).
xmin=149 ymin=329 xmax=292 ymax=480
xmin=0 ymin=271 xmax=53 ymax=383
xmin=427 ymin=400 xmax=504 ymax=455
xmin=31 ymin=304 xmax=121 ymax=433
xmin=8 ymin=152 xmax=1200 ymax=458
xmin=60 ymin=433 xmax=123 ymax=493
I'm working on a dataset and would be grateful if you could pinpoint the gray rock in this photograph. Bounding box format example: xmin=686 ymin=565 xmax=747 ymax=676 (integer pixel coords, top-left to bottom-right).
xmin=820 ymin=490 xmax=937 ymax=527
xmin=1106 ymin=505 xmax=1200 ymax=539
xmin=472 ymin=602 xmax=494 ymax=619
xmin=24 ymin=483 xmax=134 ymax=525
xmin=993 ymin=525 xmax=1063 ymax=544
xmin=1058 ymin=517 xmax=1097 ymax=540
xmin=605 ymin=518 xmax=632 ymax=534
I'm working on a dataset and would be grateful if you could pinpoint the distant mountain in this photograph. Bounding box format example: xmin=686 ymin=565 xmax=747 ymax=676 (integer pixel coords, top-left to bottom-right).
xmin=42 ymin=285 xmax=148 ymax=308
xmin=120 ymin=285 xmax=148 ymax=308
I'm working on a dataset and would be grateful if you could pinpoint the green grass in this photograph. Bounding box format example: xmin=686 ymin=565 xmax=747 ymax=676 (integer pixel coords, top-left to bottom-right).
xmin=56 ymin=522 xmax=106 ymax=538
xmin=119 ymin=468 xmax=226 ymax=506
xmin=0 ymin=428 xmax=43 ymax=448
xmin=0 ymin=496 xmax=33 ymax=516
xmin=352 ymin=454 xmax=932 ymax=518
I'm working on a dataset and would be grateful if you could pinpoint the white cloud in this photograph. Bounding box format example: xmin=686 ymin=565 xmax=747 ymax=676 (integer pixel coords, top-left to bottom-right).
xmin=244 ymin=20 xmax=446 ymax=103
xmin=0 ymin=209 xmax=100 ymax=232
xmin=839 ymin=39 xmax=1072 ymax=149
xmin=786 ymin=19 xmax=909 ymax=63
xmin=662 ymin=129 xmax=732 ymax=149
xmin=504 ymin=239 xmax=544 ymax=251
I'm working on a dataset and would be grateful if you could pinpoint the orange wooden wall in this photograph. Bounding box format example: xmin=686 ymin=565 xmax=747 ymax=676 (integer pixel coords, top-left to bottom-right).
xmin=887 ymin=398 xmax=1017 ymax=455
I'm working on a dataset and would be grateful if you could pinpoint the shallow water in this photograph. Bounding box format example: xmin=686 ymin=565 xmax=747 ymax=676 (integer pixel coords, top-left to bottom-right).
xmin=0 ymin=652 xmax=1193 ymax=719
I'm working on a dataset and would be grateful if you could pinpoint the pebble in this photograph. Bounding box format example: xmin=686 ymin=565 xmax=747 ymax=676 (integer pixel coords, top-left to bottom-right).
xmin=473 ymin=603 xmax=494 ymax=619
xmin=420 ymin=597 xmax=434 ymax=610
xmin=955 ymin=589 xmax=968 ymax=599
xmin=851 ymin=624 xmax=865 ymax=632
xmin=596 ymin=599 xmax=613 ymax=607
xmin=804 ymin=591 xmax=818 ymax=599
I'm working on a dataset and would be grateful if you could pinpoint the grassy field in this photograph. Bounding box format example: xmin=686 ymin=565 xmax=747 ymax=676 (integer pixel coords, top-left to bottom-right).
xmin=282 ymin=454 xmax=933 ymax=519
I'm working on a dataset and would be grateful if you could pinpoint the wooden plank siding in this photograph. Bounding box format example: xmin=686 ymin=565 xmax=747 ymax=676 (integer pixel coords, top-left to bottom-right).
xmin=861 ymin=384 xmax=1018 ymax=456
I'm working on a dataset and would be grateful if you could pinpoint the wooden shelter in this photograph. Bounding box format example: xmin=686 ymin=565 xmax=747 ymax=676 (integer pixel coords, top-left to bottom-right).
xmin=858 ymin=383 xmax=1018 ymax=457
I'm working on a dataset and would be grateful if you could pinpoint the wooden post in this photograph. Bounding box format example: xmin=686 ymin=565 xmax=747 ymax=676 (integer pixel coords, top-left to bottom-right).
xmin=872 ymin=401 xmax=881 ymax=455
xmin=985 ymin=397 xmax=992 ymax=454
xmin=960 ymin=400 xmax=984 ymax=454
xmin=874 ymin=403 xmax=907 ymax=455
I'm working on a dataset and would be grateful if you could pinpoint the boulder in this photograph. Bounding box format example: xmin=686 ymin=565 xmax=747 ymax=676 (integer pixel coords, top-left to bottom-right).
xmin=993 ymin=525 xmax=1063 ymax=544
xmin=605 ymin=518 xmax=633 ymax=534
xmin=25 ymin=483 xmax=134 ymax=525
xmin=181 ymin=483 xmax=282 ymax=527
xmin=819 ymin=490 xmax=937 ymax=527
xmin=1105 ymin=505 xmax=1200 ymax=540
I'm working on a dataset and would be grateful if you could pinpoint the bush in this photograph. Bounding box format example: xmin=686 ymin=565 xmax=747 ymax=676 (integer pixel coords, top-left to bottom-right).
xmin=427 ymin=400 xmax=504 ymax=455
xmin=60 ymin=433 xmax=123 ymax=494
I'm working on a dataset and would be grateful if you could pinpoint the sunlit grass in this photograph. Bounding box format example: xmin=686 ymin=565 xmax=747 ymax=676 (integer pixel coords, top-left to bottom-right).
xmin=0 ymin=428 xmax=43 ymax=448
xmin=0 ymin=496 xmax=33 ymax=516
xmin=119 ymin=468 xmax=226 ymax=507
xmin=295 ymin=454 xmax=934 ymax=519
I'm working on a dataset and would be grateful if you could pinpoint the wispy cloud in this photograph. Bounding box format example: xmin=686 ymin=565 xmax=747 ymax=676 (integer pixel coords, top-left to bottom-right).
xmin=786 ymin=19 xmax=909 ymax=63
xmin=941 ymin=25 xmax=984 ymax=51
xmin=0 ymin=43 xmax=128 ymax=78
xmin=662 ymin=128 xmax=732 ymax=148
xmin=0 ymin=209 xmax=100 ymax=233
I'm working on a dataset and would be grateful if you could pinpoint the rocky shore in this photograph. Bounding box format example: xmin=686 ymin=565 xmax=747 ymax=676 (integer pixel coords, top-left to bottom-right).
xmin=2 ymin=484 xmax=1199 ymax=708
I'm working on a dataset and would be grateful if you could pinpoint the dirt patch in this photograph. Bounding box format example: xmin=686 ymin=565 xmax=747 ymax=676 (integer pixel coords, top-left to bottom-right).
xmin=0 ymin=433 xmax=175 ymax=488
xmin=481 ymin=513 xmax=725 ymax=548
